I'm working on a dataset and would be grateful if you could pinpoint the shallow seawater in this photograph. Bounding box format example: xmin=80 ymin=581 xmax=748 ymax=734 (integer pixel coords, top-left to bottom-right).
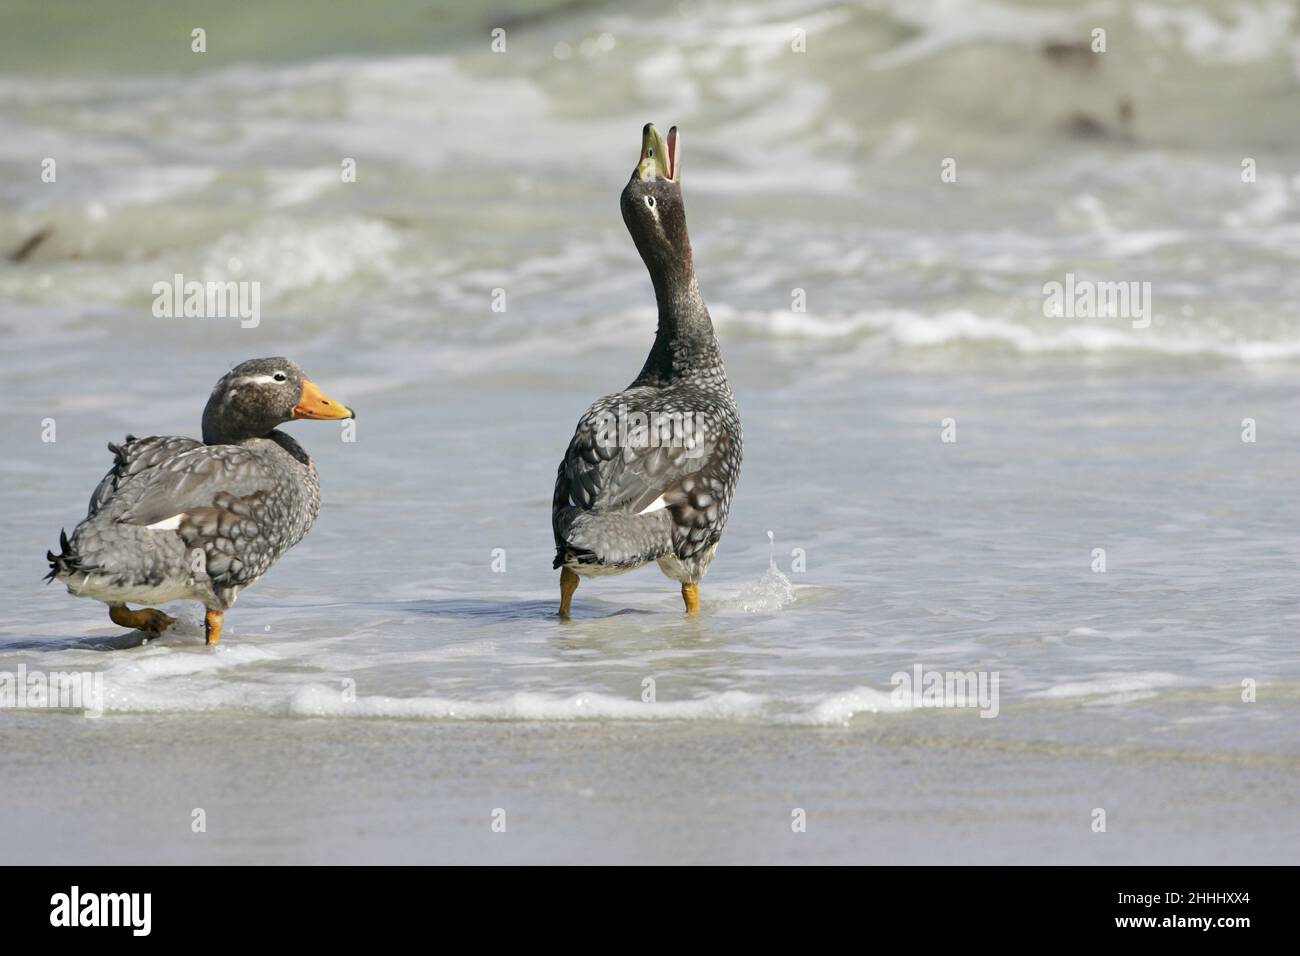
xmin=2 ymin=0 xmax=1299 ymax=862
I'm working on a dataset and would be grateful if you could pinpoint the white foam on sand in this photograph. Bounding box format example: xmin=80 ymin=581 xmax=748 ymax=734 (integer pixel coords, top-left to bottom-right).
xmin=4 ymin=627 xmax=1205 ymax=726
xmin=283 ymin=684 xmax=915 ymax=725
xmin=287 ymin=685 xmax=769 ymax=721
xmin=790 ymin=686 xmax=913 ymax=725
xmin=17 ymin=636 xmax=943 ymax=725
xmin=69 ymin=650 xmax=887 ymax=724
xmin=1027 ymin=671 xmax=1183 ymax=699
xmin=42 ymin=654 xmax=963 ymax=725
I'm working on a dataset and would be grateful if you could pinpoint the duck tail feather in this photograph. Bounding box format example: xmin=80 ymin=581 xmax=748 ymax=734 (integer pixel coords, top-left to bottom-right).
xmin=45 ymin=528 xmax=79 ymax=582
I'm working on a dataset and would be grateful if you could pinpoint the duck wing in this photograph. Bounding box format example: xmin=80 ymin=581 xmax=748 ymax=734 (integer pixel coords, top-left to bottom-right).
xmin=88 ymin=436 xmax=202 ymax=517
xmin=78 ymin=435 xmax=309 ymax=594
xmin=554 ymin=391 xmax=739 ymax=555
xmin=91 ymin=435 xmax=275 ymax=527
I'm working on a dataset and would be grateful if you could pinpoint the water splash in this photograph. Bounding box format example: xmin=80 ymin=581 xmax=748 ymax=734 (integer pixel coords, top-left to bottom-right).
xmin=734 ymin=530 xmax=796 ymax=612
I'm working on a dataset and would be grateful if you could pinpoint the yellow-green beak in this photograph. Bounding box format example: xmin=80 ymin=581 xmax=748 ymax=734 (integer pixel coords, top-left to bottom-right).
xmin=634 ymin=122 xmax=678 ymax=182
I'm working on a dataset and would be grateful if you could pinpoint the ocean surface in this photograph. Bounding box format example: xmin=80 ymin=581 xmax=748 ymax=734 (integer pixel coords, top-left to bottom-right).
xmin=2 ymin=0 xmax=1299 ymax=863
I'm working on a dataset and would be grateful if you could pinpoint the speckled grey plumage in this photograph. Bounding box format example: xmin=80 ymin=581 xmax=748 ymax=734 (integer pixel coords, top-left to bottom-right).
xmin=47 ymin=358 xmax=336 ymax=613
xmin=552 ymin=128 xmax=742 ymax=585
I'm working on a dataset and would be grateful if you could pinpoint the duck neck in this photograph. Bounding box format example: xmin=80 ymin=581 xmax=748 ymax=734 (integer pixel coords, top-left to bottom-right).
xmin=636 ymin=265 xmax=717 ymax=384
xmin=266 ymin=429 xmax=315 ymax=469
xmin=202 ymin=415 xmax=270 ymax=446
xmin=201 ymin=416 xmax=242 ymax=446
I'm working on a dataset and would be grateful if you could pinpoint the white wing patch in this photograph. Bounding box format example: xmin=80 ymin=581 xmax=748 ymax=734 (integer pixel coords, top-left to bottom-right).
xmin=637 ymin=495 xmax=669 ymax=515
xmin=145 ymin=514 xmax=185 ymax=531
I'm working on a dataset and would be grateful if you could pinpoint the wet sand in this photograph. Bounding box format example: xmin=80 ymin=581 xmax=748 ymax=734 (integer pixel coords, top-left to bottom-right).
xmin=5 ymin=707 xmax=1296 ymax=865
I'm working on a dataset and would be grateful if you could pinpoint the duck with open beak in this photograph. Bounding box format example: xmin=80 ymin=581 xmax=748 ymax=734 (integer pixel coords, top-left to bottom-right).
xmin=635 ymin=122 xmax=679 ymax=182
xmin=552 ymin=123 xmax=743 ymax=617
xmin=46 ymin=357 xmax=354 ymax=646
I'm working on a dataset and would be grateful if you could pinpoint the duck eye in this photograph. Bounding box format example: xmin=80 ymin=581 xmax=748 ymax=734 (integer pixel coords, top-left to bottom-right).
xmin=645 ymin=196 xmax=655 ymax=209
xmin=273 ymin=372 xmax=287 ymax=383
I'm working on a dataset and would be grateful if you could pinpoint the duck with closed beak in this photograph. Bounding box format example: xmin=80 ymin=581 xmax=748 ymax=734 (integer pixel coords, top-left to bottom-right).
xmin=46 ymin=357 xmax=354 ymax=645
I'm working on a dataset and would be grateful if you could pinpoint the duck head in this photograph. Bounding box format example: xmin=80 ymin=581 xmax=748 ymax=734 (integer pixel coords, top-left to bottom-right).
xmin=620 ymin=123 xmax=693 ymax=284
xmin=201 ymin=357 xmax=354 ymax=444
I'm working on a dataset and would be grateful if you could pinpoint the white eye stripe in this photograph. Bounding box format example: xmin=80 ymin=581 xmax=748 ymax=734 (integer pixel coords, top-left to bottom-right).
xmin=231 ymin=373 xmax=286 ymax=386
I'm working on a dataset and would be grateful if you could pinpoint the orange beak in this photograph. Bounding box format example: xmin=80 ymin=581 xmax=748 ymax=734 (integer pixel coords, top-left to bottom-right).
xmin=292 ymin=379 xmax=354 ymax=421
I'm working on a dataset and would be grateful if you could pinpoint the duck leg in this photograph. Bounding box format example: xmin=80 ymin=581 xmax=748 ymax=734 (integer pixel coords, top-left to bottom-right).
xmin=204 ymin=609 xmax=224 ymax=646
xmin=559 ymin=567 xmax=580 ymax=619
xmin=108 ymin=603 xmax=175 ymax=640
xmin=681 ymin=583 xmax=700 ymax=614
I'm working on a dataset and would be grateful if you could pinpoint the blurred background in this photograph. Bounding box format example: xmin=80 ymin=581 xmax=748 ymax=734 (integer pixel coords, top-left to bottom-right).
xmin=5 ymin=0 xmax=1300 ymax=365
